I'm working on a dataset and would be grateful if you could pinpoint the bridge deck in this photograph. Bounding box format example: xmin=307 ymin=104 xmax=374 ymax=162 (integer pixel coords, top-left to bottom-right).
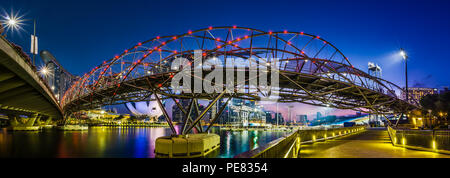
xmin=298 ymin=128 xmax=450 ymax=158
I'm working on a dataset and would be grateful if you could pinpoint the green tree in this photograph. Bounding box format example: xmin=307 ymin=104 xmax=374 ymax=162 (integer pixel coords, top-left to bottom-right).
xmin=420 ymin=92 xmax=450 ymax=125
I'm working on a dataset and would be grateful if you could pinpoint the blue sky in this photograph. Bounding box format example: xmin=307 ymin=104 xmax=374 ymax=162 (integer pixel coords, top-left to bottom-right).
xmin=2 ymin=0 xmax=450 ymax=119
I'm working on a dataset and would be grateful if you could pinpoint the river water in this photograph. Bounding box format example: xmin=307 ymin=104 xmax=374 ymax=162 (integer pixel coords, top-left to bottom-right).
xmin=0 ymin=125 xmax=289 ymax=158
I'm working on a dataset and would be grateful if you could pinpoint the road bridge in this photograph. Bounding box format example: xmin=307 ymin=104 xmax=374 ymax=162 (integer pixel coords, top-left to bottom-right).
xmin=0 ymin=36 xmax=62 ymax=128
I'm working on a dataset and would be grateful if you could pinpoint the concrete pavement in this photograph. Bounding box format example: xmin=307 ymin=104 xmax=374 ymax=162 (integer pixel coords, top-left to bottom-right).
xmin=298 ymin=128 xmax=450 ymax=158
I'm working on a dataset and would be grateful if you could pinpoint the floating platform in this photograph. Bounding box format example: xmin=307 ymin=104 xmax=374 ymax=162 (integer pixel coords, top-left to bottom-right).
xmin=41 ymin=125 xmax=54 ymax=129
xmin=57 ymin=125 xmax=89 ymax=131
xmin=7 ymin=126 xmax=40 ymax=131
xmin=155 ymin=133 xmax=220 ymax=158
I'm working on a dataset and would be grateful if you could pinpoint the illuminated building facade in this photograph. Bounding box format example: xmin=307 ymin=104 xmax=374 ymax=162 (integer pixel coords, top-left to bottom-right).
xmin=402 ymin=87 xmax=438 ymax=104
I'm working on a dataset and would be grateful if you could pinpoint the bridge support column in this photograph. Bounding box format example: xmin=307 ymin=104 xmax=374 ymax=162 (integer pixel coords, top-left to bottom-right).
xmin=205 ymin=97 xmax=232 ymax=132
xmin=7 ymin=113 xmax=40 ymax=131
xmin=44 ymin=117 xmax=52 ymax=125
xmin=25 ymin=114 xmax=39 ymax=127
xmin=7 ymin=114 xmax=19 ymax=127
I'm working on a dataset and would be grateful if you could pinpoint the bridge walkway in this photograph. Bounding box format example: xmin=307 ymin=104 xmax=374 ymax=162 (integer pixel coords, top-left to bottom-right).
xmin=298 ymin=128 xmax=450 ymax=158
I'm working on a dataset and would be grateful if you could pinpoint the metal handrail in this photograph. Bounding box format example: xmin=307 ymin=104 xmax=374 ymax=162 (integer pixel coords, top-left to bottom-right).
xmin=387 ymin=126 xmax=450 ymax=154
xmin=235 ymin=126 xmax=366 ymax=158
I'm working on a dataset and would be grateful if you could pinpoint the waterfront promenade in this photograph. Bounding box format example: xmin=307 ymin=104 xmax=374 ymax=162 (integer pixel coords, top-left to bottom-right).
xmin=299 ymin=128 xmax=450 ymax=158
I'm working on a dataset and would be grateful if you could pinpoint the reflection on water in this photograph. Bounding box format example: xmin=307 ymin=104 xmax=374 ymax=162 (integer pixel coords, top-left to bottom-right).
xmin=0 ymin=126 xmax=289 ymax=158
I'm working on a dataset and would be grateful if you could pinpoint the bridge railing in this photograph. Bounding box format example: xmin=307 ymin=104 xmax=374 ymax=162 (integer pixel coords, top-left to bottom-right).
xmin=387 ymin=126 xmax=450 ymax=155
xmin=234 ymin=126 xmax=366 ymax=158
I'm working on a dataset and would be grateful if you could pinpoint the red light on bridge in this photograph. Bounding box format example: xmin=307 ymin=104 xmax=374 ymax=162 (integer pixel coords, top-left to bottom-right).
xmin=217 ymin=45 xmax=222 ymax=49
xmin=268 ymin=31 xmax=272 ymax=35
xmin=284 ymin=30 xmax=287 ymax=34
xmin=316 ymin=36 xmax=320 ymax=39
xmin=188 ymin=30 xmax=192 ymax=34
xmin=138 ymin=42 xmax=142 ymax=46
xmin=158 ymin=84 xmax=162 ymax=87
xmin=233 ymin=25 xmax=237 ymax=29
xmin=122 ymin=62 xmax=125 ymax=65
xmin=156 ymin=36 xmax=160 ymax=39
xmin=234 ymin=44 xmax=238 ymax=47
xmin=115 ymin=56 xmax=119 ymax=59
xmin=236 ymin=37 xmax=241 ymax=41
xmin=244 ymin=35 xmax=248 ymax=39
xmin=162 ymin=42 xmax=166 ymax=45
xmin=209 ymin=26 xmax=213 ymax=30
xmin=173 ymin=36 xmax=177 ymax=40
xmin=169 ymin=74 xmax=174 ymax=78
xmin=300 ymin=32 xmax=304 ymax=35
xmin=216 ymin=38 xmax=221 ymax=41
xmin=173 ymin=50 xmax=177 ymax=54
xmin=202 ymin=52 xmax=207 ymax=57
xmin=124 ymin=50 xmax=128 ymax=53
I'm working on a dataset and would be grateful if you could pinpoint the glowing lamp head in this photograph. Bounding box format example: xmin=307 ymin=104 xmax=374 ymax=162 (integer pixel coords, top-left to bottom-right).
xmin=7 ymin=19 xmax=16 ymax=26
xmin=39 ymin=66 xmax=50 ymax=77
xmin=400 ymin=48 xmax=407 ymax=60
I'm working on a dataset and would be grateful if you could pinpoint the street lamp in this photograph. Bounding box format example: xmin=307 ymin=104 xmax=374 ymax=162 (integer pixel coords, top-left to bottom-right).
xmin=7 ymin=19 xmax=16 ymax=26
xmin=1 ymin=10 xmax=25 ymax=35
xmin=1 ymin=10 xmax=38 ymax=65
xmin=400 ymin=48 xmax=409 ymax=122
xmin=39 ymin=65 xmax=50 ymax=78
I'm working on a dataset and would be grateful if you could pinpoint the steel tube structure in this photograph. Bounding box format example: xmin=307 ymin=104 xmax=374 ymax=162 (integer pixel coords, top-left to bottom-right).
xmin=60 ymin=26 xmax=419 ymax=129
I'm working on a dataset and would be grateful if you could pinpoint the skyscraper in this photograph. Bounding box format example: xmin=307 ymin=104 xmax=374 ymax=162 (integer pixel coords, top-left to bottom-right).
xmin=316 ymin=112 xmax=322 ymax=120
xmin=401 ymin=87 xmax=438 ymax=104
xmin=296 ymin=115 xmax=308 ymax=125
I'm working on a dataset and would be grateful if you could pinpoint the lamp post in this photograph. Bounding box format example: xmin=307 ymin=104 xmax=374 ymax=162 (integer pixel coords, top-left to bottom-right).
xmin=2 ymin=11 xmax=37 ymax=65
xmin=400 ymin=48 xmax=408 ymax=122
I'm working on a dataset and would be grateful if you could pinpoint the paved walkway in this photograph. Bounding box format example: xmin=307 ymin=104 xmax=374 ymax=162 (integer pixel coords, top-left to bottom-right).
xmin=299 ymin=128 xmax=450 ymax=158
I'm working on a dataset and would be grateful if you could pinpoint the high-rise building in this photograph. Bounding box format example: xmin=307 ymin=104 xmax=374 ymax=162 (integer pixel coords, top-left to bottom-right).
xmin=316 ymin=112 xmax=322 ymax=120
xmin=402 ymin=87 xmax=438 ymax=104
xmin=368 ymin=62 xmax=382 ymax=78
xmin=296 ymin=115 xmax=308 ymax=125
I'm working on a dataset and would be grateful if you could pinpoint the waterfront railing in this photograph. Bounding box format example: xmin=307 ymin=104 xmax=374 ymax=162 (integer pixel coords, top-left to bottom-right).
xmin=387 ymin=126 xmax=450 ymax=154
xmin=235 ymin=126 xmax=366 ymax=158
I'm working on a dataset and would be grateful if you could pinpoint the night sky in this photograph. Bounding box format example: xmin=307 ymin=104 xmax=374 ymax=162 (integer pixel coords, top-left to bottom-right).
xmin=2 ymin=0 xmax=450 ymax=120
